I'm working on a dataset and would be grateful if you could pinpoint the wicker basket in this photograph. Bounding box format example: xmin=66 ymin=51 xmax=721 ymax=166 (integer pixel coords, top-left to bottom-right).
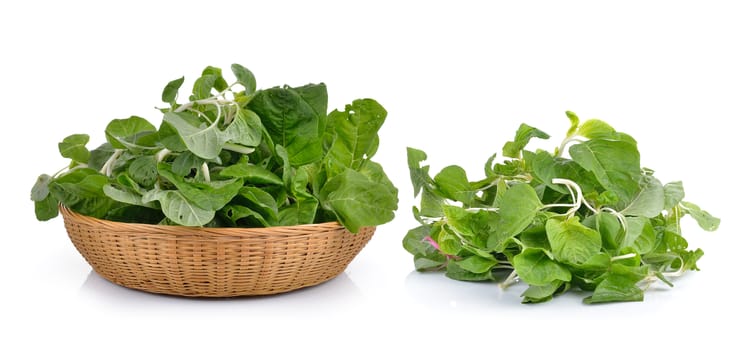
xmin=60 ymin=206 xmax=375 ymax=297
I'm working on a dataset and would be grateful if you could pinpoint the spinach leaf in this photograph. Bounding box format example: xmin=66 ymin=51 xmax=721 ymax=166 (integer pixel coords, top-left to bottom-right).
xmin=405 ymin=111 xmax=720 ymax=304
xmin=32 ymin=63 xmax=397 ymax=236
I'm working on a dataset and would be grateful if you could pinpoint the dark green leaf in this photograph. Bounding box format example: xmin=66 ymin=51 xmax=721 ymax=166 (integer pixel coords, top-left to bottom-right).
xmin=128 ymin=155 xmax=157 ymax=187
xmin=326 ymin=99 xmax=387 ymax=171
xmin=34 ymin=195 xmax=59 ymax=221
xmin=192 ymin=74 xmax=217 ymax=100
xmin=201 ymin=66 xmax=228 ymax=92
xmin=220 ymin=163 xmax=282 ymax=185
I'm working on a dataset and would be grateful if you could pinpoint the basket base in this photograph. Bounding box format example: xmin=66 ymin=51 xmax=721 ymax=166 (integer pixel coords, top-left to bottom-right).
xmin=61 ymin=207 xmax=375 ymax=297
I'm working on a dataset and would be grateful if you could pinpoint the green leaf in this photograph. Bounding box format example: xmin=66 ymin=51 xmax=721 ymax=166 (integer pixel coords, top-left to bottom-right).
xmin=105 ymin=116 xmax=157 ymax=151
xmin=623 ymin=216 xmax=656 ymax=254
xmin=277 ymin=197 xmax=319 ymax=226
xmin=163 ymin=111 xmax=224 ymax=159
xmin=569 ymin=138 xmax=641 ymax=203
xmin=237 ymin=187 xmax=278 ymax=222
xmin=546 ymin=217 xmax=602 ymax=265
xmin=58 ymin=134 xmax=90 ymax=163
xmin=620 ymin=175 xmax=664 ymax=217
xmin=146 ymin=189 xmax=214 ymax=226
xmin=414 ymin=254 xmax=447 ymax=271
xmin=454 ymin=255 xmax=497 ymax=274
xmin=34 ymin=195 xmax=59 ymax=221
xmin=583 ymin=212 xmax=623 ymax=251
xmin=231 ymin=64 xmax=257 ymax=94
xmin=128 ymin=155 xmax=158 ymax=187
xmin=584 ymin=273 xmax=644 ymax=304
xmin=680 ymin=201 xmax=720 ymax=231
xmin=513 ymin=248 xmax=572 ymax=286
xmin=502 ymin=123 xmax=550 ymax=158
xmin=171 ymin=151 xmax=203 ymax=177
xmin=192 ymin=74 xmax=217 ymax=100
xmin=220 ymin=163 xmax=282 ymax=185
xmin=102 ymin=184 xmax=157 ymax=209
xmin=157 ymin=164 xmax=242 ymax=211
xmin=565 ymin=111 xmax=580 ymax=136
xmin=320 ymin=169 xmax=398 ymax=233
xmin=445 ymin=262 xmax=493 ymax=281
xmin=31 ymin=174 xmax=53 ymax=201
xmin=326 ymin=99 xmax=387 ymax=171
xmin=443 ymin=205 xmax=497 ymax=248
xmin=249 ymin=85 xmax=324 ymax=166
xmin=49 ymin=170 xmax=113 ymax=218
xmin=221 ymin=204 xmax=269 ymax=227
xmin=201 ymin=66 xmax=228 ymax=92
xmin=434 ymin=165 xmax=474 ymax=204
xmin=162 ymin=76 xmax=184 ymax=104
xmin=525 ymin=150 xmax=601 ymax=195
xmin=407 ymin=147 xmax=430 ymax=197
xmin=223 ymin=109 xmax=263 ymax=147
xmin=403 ymin=225 xmax=437 ymax=256
xmin=488 ymin=184 xmax=542 ymax=250
xmin=663 ymin=181 xmax=685 ymax=210
xmin=522 ymin=280 xmax=564 ymax=303
xmin=576 ymin=119 xmax=616 ymax=139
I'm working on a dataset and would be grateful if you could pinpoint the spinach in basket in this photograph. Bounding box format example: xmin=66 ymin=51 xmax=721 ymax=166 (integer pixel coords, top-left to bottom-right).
xmin=31 ymin=64 xmax=398 ymax=232
xmin=404 ymin=112 xmax=719 ymax=303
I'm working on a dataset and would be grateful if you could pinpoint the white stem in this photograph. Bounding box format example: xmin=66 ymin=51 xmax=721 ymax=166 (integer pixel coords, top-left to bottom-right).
xmin=100 ymin=149 xmax=124 ymax=177
xmin=201 ymin=162 xmax=210 ymax=182
xmin=611 ymin=253 xmax=637 ymax=262
xmin=500 ymin=270 xmax=519 ymax=289
xmin=155 ymin=148 xmax=171 ymax=163
xmin=601 ymin=207 xmax=627 ymax=232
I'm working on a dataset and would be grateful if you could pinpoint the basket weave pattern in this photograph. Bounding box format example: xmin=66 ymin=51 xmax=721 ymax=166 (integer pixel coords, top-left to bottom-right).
xmin=61 ymin=206 xmax=375 ymax=297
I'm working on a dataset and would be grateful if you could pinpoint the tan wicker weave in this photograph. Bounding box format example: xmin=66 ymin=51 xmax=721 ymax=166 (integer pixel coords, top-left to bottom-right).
xmin=60 ymin=206 xmax=375 ymax=297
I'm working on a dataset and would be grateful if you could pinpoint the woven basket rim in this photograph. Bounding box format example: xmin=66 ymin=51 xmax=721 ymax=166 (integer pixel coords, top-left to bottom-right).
xmin=59 ymin=206 xmax=357 ymax=238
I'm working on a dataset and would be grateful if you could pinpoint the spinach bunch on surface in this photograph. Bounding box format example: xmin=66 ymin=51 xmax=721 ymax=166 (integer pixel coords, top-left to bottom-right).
xmin=405 ymin=112 xmax=720 ymax=303
xmin=31 ymin=64 xmax=398 ymax=233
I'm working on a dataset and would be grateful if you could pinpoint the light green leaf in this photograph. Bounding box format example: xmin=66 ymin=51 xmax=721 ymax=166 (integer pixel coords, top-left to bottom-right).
xmin=105 ymin=116 xmax=157 ymax=151
xmin=434 ymin=165 xmax=474 ymax=204
xmin=31 ymin=174 xmax=53 ymax=201
xmin=163 ymin=111 xmax=224 ymax=159
xmin=201 ymin=66 xmax=228 ymax=91
xmin=58 ymin=134 xmax=90 ymax=163
xmin=488 ymin=184 xmax=542 ymax=250
xmin=663 ymin=181 xmax=685 ymax=210
xmin=102 ymin=184 xmax=158 ymax=209
xmin=157 ymin=164 xmax=242 ymax=211
xmin=277 ymin=197 xmax=319 ymax=226
xmin=576 ymin=119 xmax=615 ymax=139
xmin=192 ymin=74 xmax=217 ymax=100
xmin=522 ymin=280 xmax=564 ymax=303
xmin=454 ymin=255 xmax=497 ymax=274
xmin=546 ymin=217 xmax=602 ymax=265
xmin=680 ymin=201 xmax=720 ymax=231
xmin=162 ymin=76 xmax=184 ymax=104
xmin=231 ymin=64 xmax=257 ymax=94
xmin=513 ymin=248 xmax=572 ymax=286
xmin=623 ymin=216 xmax=656 ymax=254
xmin=569 ymin=138 xmax=641 ymax=203
xmin=584 ymin=274 xmax=644 ymax=304
xmin=223 ymin=109 xmax=262 ymax=147
xmin=502 ymin=123 xmax=550 ymax=158
xmin=565 ymin=111 xmax=580 ymax=136
xmin=407 ymin=147 xmax=430 ymax=197
xmin=149 ymin=189 xmax=214 ymax=226
xmin=620 ymin=175 xmax=664 ymax=217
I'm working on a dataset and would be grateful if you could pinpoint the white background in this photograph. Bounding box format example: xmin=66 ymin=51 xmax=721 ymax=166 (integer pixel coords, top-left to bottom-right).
xmin=1 ymin=0 xmax=741 ymax=348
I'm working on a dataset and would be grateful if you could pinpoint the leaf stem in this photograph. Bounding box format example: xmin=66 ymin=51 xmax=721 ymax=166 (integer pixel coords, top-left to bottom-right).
xmin=500 ymin=270 xmax=519 ymax=289
xmin=100 ymin=149 xmax=124 ymax=177
xmin=610 ymin=253 xmax=637 ymax=262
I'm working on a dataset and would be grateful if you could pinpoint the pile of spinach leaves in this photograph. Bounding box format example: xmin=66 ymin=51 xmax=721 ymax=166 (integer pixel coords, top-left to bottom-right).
xmin=31 ymin=64 xmax=398 ymax=233
xmin=404 ymin=112 xmax=719 ymax=303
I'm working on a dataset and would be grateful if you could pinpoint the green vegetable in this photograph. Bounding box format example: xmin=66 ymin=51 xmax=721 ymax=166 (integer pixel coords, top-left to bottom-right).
xmin=31 ymin=64 xmax=398 ymax=233
xmin=404 ymin=111 xmax=719 ymax=304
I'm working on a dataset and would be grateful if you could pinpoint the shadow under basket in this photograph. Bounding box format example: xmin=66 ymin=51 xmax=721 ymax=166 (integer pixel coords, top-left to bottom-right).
xmin=60 ymin=206 xmax=375 ymax=297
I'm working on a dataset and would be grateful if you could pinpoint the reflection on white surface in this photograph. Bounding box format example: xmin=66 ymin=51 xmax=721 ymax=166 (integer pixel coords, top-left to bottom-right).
xmin=77 ymin=270 xmax=366 ymax=315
